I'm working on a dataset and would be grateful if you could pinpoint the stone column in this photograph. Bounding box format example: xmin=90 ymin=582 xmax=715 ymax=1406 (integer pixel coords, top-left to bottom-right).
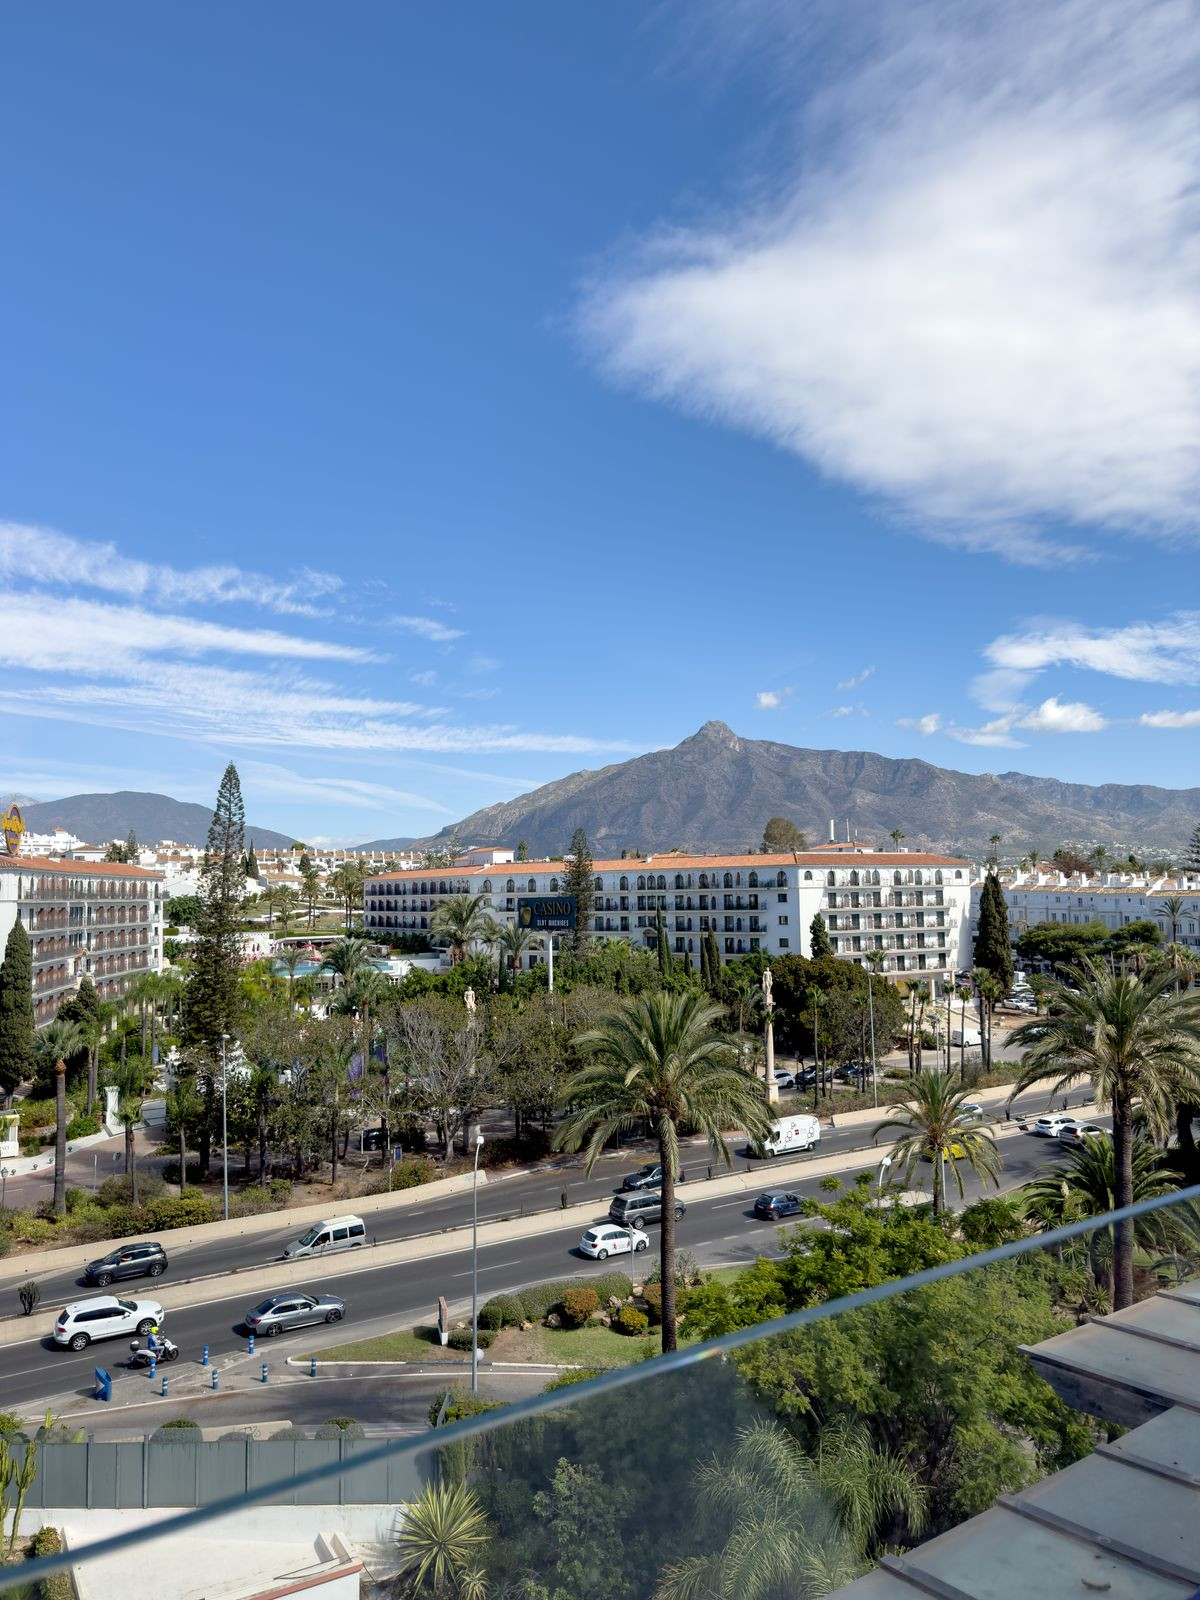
xmin=763 ymin=969 xmax=778 ymax=1105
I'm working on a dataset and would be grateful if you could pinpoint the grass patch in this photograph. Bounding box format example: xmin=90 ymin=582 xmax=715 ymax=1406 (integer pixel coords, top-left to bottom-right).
xmin=315 ymin=1325 xmax=452 ymax=1362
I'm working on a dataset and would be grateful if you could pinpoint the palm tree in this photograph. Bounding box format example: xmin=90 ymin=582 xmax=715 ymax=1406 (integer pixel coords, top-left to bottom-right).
xmin=34 ymin=1020 xmax=82 ymax=1217
xmin=328 ymin=859 xmax=368 ymax=929
xmin=989 ymin=832 xmax=1002 ymax=865
xmin=1009 ymin=962 xmax=1200 ymax=1308
xmin=1021 ymin=1134 xmax=1200 ymax=1299
xmin=392 ymin=1479 xmax=490 ymax=1599
xmin=277 ymin=945 xmax=308 ymax=1013
xmin=1159 ymin=896 xmax=1186 ymax=970
xmin=322 ymin=936 xmax=372 ymax=992
xmin=166 ymin=1074 xmax=203 ymax=1195
xmin=274 ymin=886 xmax=300 ymax=935
xmin=431 ymin=893 xmax=495 ymax=966
xmin=301 ymin=863 xmax=322 ymax=929
xmin=804 ymin=984 xmax=825 ymax=1101
xmin=874 ymin=1071 xmax=1001 ymax=1216
xmin=555 ymin=991 xmax=773 ymax=1351
xmin=889 ymin=829 xmax=904 ymax=850
xmin=1028 ymin=848 xmax=1041 ymax=871
xmin=955 ymin=985 xmax=973 ymax=1078
xmin=496 ymin=921 xmax=533 ymax=986
xmin=655 ymin=1419 xmax=925 ymax=1600
xmin=974 ymin=970 xmax=1003 ymax=1072
xmin=110 ymin=1059 xmax=145 ymax=1205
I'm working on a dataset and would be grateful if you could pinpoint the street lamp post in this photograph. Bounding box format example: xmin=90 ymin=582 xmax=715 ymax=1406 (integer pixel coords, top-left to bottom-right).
xmin=471 ymin=1131 xmax=485 ymax=1394
xmin=866 ymin=966 xmax=878 ymax=1110
xmin=220 ymin=1033 xmax=230 ymax=1224
xmin=877 ymin=1153 xmax=892 ymax=1198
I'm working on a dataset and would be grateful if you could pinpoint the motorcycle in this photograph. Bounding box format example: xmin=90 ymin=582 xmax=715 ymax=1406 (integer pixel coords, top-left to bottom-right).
xmin=127 ymin=1336 xmax=179 ymax=1368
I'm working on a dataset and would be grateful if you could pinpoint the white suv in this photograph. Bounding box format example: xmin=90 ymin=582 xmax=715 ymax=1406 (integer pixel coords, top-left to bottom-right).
xmin=54 ymin=1296 xmax=165 ymax=1351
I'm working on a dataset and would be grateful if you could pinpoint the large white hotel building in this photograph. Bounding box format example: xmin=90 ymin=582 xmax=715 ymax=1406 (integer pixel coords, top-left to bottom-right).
xmin=0 ymin=855 xmax=165 ymax=1026
xmin=364 ymin=844 xmax=974 ymax=985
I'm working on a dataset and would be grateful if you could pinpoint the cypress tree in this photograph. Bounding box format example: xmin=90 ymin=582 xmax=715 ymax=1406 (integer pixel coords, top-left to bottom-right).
xmin=809 ymin=912 xmax=833 ymax=958
xmin=655 ymin=905 xmax=671 ymax=977
xmin=563 ymin=827 xmax=594 ymax=958
xmin=704 ymin=928 xmax=721 ymax=987
xmin=973 ymin=870 xmax=1014 ymax=992
xmin=0 ymin=919 xmax=36 ymax=1096
xmin=516 ymin=840 xmax=529 ymax=862
xmin=182 ymin=763 xmax=247 ymax=1173
xmin=700 ymin=933 xmax=712 ymax=991
xmin=245 ymin=844 xmax=260 ymax=879
xmin=1186 ymin=824 xmax=1200 ymax=875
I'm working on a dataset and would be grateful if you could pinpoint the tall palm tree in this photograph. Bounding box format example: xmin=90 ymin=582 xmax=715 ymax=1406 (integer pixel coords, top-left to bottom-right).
xmin=1159 ymin=896 xmax=1186 ymax=975
xmin=165 ymin=1074 xmax=203 ymax=1195
xmin=301 ymin=863 xmax=322 ymax=929
xmin=874 ymin=1071 xmax=1001 ymax=1216
xmin=889 ymin=829 xmax=904 ymax=850
xmin=274 ymin=886 xmax=300 ymax=935
xmin=496 ymin=921 xmax=533 ymax=986
xmin=35 ymin=1020 xmax=82 ymax=1217
xmin=110 ymin=1059 xmax=145 ymax=1205
xmin=655 ymin=1419 xmax=925 ymax=1600
xmin=1009 ymin=963 xmax=1200 ymax=1308
xmin=1021 ymin=1134 xmax=1200 ymax=1299
xmin=1028 ymin=848 xmax=1041 ymax=871
xmin=392 ymin=1479 xmax=490 ymax=1599
xmin=431 ymin=893 xmax=495 ymax=966
xmin=277 ymin=945 xmax=308 ymax=1013
xmin=974 ymin=971 xmax=1003 ymax=1071
xmin=554 ymin=991 xmax=773 ymax=1351
xmin=804 ymin=984 xmax=825 ymax=1101
xmin=955 ymin=984 xmax=973 ymax=1079
xmin=322 ymin=936 xmax=372 ymax=992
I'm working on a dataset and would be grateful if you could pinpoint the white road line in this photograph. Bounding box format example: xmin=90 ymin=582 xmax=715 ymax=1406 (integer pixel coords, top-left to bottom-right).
xmin=711 ymin=1200 xmax=745 ymax=1209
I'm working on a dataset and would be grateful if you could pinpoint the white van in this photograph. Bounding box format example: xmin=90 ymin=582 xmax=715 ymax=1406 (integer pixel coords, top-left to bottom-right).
xmin=751 ymin=1114 xmax=821 ymax=1158
xmin=282 ymin=1215 xmax=367 ymax=1260
xmin=951 ymin=1027 xmax=982 ymax=1048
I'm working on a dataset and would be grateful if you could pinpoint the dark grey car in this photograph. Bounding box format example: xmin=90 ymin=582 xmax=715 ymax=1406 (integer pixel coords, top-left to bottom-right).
xmin=83 ymin=1241 xmax=167 ymax=1287
xmin=243 ymin=1291 xmax=346 ymax=1337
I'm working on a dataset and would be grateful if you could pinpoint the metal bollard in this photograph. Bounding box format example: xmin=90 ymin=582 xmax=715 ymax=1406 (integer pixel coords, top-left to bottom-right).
xmin=310 ymin=1356 xmax=317 ymax=1378
xmin=211 ymin=1368 xmax=219 ymax=1390
xmin=261 ymin=1362 xmax=269 ymax=1384
xmin=149 ymin=1355 xmax=157 ymax=1379
xmin=202 ymin=1344 xmax=209 ymax=1366
xmin=247 ymin=1333 xmax=255 ymax=1355
xmin=160 ymin=1375 xmax=168 ymax=1397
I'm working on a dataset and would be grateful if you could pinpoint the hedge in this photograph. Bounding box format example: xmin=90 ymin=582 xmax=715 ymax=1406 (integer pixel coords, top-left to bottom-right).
xmin=481 ymin=1292 xmax=526 ymax=1328
xmin=613 ymin=1306 xmax=649 ymax=1336
xmin=517 ymin=1272 xmax=633 ymax=1322
xmin=447 ymin=1327 xmax=495 ymax=1352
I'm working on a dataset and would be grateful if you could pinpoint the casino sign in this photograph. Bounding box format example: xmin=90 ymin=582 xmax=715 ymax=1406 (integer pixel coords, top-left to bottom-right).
xmin=1 ymin=805 xmax=24 ymax=856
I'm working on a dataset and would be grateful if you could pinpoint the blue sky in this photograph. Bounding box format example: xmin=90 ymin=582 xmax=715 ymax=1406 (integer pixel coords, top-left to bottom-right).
xmin=2 ymin=0 xmax=1198 ymax=845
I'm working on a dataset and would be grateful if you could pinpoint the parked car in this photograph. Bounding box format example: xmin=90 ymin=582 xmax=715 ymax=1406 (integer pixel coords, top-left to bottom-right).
xmin=834 ymin=1063 xmax=870 ymax=1083
xmin=360 ymin=1127 xmax=384 ymax=1151
xmin=793 ymin=1067 xmax=818 ymax=1086
xmin=621 ymin=1162 xmax=664 ymax=1192
xmin=578 ymin=1224 xmax=649 ymax=1260
xmin=54 ymin=1296 xmax=165 ymax=1351
xmin=1030 ymin=1114 xmax=1075 ymax=1137
xmin=771 ymin=1070 xmax=795 ymax=1090
xmin=242 ymin=1292 xmax=346 ymax=1337
xmin=753 ymin=1191 xmax=803 ymax=1220
xmin=83 ymin=1241 xmax=167 ymax=1287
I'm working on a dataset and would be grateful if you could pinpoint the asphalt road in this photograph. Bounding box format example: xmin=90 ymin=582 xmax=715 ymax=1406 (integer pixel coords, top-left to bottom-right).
xmin=1 ymin=1093 xmax=1103 ymax=1415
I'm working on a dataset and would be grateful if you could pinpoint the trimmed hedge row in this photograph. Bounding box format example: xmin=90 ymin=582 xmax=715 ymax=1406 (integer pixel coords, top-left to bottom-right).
xmin=482 ymin=1271 xmax=633 ymax=1329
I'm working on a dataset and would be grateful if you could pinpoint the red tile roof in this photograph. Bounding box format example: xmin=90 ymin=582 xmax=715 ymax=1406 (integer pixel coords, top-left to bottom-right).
xmin=0 ymin=855 xmax=163 ymax=878
xmin=367 ymin=849 xmax=968 ymax=882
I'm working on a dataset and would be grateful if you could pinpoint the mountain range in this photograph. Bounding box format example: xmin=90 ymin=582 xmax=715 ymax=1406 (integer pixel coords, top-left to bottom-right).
xmin=7 ymin=791 xmax=295 ymax=851
xmin=360 ymin=721 xmax=1200 ymax=858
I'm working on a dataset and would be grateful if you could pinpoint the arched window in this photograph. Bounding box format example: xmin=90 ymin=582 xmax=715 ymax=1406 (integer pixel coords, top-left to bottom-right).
xmin=777 ymin=870 xmax=788 ymax=888
xmin=675 ymin=875 xmax=684 ymax=889
xmin=549 ymin=878 xmax=559 ymax=892
xmin=657 ymin=875 xmax=667 ymax=890
xmin=934 ymin=870 xmax=943 ymax=885
xmin=914 ymin=870 xmax=924 ymax=886
xmin=803 ymin=870 xmax=812 ymax=881
xmin=894 ymin=870 xmax=903 ymax=885
xmin=527 ymin=878 xmax=536 ymax=893
xmin=637 ymin=875 xmax=646 ymax=890
xmin=699 ymin=874 xmax=709 ymax=889
xmin=954 ymin=869 xmax=964 ymax=880
xmin=506 ymin=879 xmax=515 ymax=893
xmin=871 ymin=870 xmax=880 ymax=885
xmin=827 ymin=871 xmax=836 ymax=887
xmin=593 ymin=876 xmax=603 ymax=891
xmin=748 ymin=871 xmax=759 ymax=888
xmin=482 ymin=880 xmax=492 ymax=895
xmin=723 ymin=873 xmax=733 ymax=889
xmin=849 ymin=870 xmax=860 ymax=886
xmin=619 ymin=876 xmax=628 ymax=891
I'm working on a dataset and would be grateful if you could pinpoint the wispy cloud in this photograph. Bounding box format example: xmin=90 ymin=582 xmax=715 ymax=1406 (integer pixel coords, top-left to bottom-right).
xmin=985 ymin=615 xmax=1200 ymax=687
xmin=582 ymin=0 xmax=1200 ymax=562
xmin=827 ymin=705 xmax=858 ymax=719
xmin=1140 ymin=709 xmax=1200 ymax=730
xmin=391 ymin=615 xmax=467 ymax=643
xmin=239 ymin=761 xmax=456 ymax=815
xmin=755 ymin=686 xmax=793 ymax=710
xmin=0 ymin=522 xmax=342 ymax=617
xmin=947 ymin=695 xmax=1107 ymax=747
xmin=837 ymin=665 xmax=875 ymax=691
xmin=898 ymin=712 xmax=942 ymax=736
xmin=409 ymin=670 xmax=438 ymax=687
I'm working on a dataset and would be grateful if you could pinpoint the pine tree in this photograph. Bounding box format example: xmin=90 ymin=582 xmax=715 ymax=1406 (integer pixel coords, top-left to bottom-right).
xmin=973 ymin=870 xmax=1014 ymax=992
xmin=1186 ymin=824 xmax=1200 ymax=875
xmin=0 ymin=920 xmax=36 ymax=1095
xmin=182 ymin=763 xmax=247 ymax=1174
xmin=761 ymin=817 xmax=807 ymax=853
xmin=125 ymin=828 xmax=138 ymax=860
xmin=809 ymin=912 xmax=833 ymax=958
xmin=516 ymin=840 xmax=529 ymax=862
xmin=563 ymin=827 xmax=594 ymax=958
xmin=245 ymin=844 xmax=260 ymax=879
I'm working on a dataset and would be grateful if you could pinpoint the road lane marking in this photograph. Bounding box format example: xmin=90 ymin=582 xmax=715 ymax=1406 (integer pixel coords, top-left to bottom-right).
xmin=711 ymin=1200 xmax=745 ymax=1209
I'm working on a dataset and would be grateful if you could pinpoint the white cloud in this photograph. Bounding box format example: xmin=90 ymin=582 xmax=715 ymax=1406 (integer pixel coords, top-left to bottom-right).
xmin=581 ymin=0 xmax=1200 ymax=561
xmin=755 ymin=687 xmax=793 ymax=709
xmin=0 ymin=521 xmax=341 ymax=616
xmin=1018 ymin=696 xmax=1107 ymax=733
xmin=392 ymin=615 xmax=466 ymax=643
xmin=837 ymin=665 xmax=875 ymax=690
xmin=986 ymin=615 xmax=1200 ymax=685
xmin=409 ymin=670 xmax=438 ymax=687
xmin=946 ymin=716 xmax=1027 ymax=749
xmin=898 ymin=712 xmax=942 ymax=735
xmin=1139 ymin=709 xmax=1200 ymax=729
xmin=828 ymin=705 xmax=856 ymax=719
xmin=239 ymin=762 xmax=455 ymax=815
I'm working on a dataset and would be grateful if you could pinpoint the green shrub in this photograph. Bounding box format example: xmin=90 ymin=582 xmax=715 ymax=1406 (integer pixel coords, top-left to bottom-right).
xmin=590 ymin=1270 xmax=634 ymax=1303
xmin=544 ymin=1368 xmax=606 ymax=1391
xmin=65 ymin=1113 xmax=101 ymax=1139
xmin=613 ymin=1306 xmax=649 ymax=1337
xmin=322 ymin=1417 xmax=364 ymax=1436
xmin=481 ymin=1292 xmax=526 ymax=1328
xmin=29 ymin=1524 xmax=73 ymax=1600
xmin=9 ymin=1211 xmax=58 ymax=1244
xmin=20 ymin=1137 xmax=41 ymax=1157
xmin=15 ymin=1099 xmax=56 ymax=1131
xmin=0 ymin=1410 xmax=22 ymax=1434
xmin=560 ymin=1287 xmax=600 ymax=1328
xmin=101 ymin=1204 xmax=152 ymax=1239
xmin=63 ymin=1186 xmax=89 ymax=1214
xmin=232 ymin=1186 xmax=277 ymax=1216
xmin=146 ymin=1191 xmax=216 ymax=1230
xmin=159 ymin=1161 xmax=204 ymax=1188
xmin=152 ymin=1419 xmax=201 ymax=1442
xmin=0 ymin=1231 xmax=10 ymax=1259
xmin=427 ymin=1389 xmax=504 ymax=1427
xmin=477 ymin=1303 xmax=504 ymax=1332
xmin=446 ymin=1327 xmax=495 ymax=1352
xmin=269 ymin=1427 xmax=308 ymax=1441
xmin=640 ymin=1283 xmax=663 ymax=1325
xmin=268 ymin=1177 xmax=293 ymax=1201
xmin=18 ymin=1281 xmax=41 ymax=1316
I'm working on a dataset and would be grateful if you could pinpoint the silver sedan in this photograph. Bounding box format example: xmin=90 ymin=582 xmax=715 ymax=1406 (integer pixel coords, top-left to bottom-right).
xmin=243 ymin=1291 xmax=346 ymax=1337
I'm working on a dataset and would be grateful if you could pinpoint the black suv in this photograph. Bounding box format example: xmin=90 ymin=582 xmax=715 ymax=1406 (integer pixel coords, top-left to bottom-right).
xmin=83 ymin=1241 xmax=168 ymax=1287
xmin=621 ymin=1162 xmax=664 ymax=1192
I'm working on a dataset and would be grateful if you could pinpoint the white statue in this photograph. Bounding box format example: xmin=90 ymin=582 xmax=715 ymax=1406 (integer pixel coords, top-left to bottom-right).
xmin=464 ymin=987 xmax=476 ymax=1014
xmin=761 ymin=968 xmax=774 ymax=1010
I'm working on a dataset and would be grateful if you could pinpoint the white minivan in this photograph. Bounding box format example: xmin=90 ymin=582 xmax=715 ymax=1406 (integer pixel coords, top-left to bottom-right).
xmin=282 ymin=1215 xmax=366 ymax=1260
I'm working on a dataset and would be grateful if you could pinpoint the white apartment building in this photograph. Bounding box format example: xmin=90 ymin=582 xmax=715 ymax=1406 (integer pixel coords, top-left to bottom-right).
xmin=0 ymin=855 xmax=165 ymax=1026
xmin=975 ymin=872 xmax=1200 ymax=953
xmin=364 ymin=846 xmax=974 ymax=985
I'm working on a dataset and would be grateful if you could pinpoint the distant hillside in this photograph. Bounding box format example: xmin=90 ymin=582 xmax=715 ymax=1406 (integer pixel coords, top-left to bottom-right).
xmin=18 ymin=791 xmax=295 ymax=850
xmin=369 ymin=721 xmax=1200 ymax=859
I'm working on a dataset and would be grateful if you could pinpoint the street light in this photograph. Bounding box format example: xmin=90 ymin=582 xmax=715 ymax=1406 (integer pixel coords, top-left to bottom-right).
xmin=221 ymin=1033 xmax=230 ymax=1224
xmin=471 ymin=1130 xmax=485 ymax=1394
xmin=876 ymin=1153 xmax=892 ymax=1198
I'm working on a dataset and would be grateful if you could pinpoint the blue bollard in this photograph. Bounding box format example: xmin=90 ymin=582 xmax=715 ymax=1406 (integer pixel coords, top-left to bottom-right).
xmin=160 ymin=1375 xmax=168 ymax=1397
xmin=149 ymin=1355 xmax=156 ymax=1379
xmin=247 ymin=1333 xmax=255 ymax=1355
xmin=201 ymin=1344 xmax=209 ymax=1366
xmin=211 ymin=1368 xmax=219 ymax=1390
xmin=309 ymin=1356 xmax=317 ymax=1378
xmin=261 ymin=1362 xmax=268 ymax=1385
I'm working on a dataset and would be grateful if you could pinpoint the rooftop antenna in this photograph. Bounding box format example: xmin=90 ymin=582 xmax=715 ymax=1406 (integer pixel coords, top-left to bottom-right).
xmin=829 ymin=818 xmax=835 ymax=843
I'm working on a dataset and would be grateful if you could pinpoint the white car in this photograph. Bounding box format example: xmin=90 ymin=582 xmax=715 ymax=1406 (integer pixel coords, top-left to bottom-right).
xmin=1059 ymin=1121 xmax=1106 ymax=1146
xmin=54 ymin=1296 xmax=165 ymax=1351
xmin=771 ymin=1070 xmax=795 ymax=1090
xmin=578 ymin=1224 xmax=649 ymax=1261
xmin=957 ymin=1102 xmax=986 ymax=1122
xmin=1030 ymin=1114 xmax=1074 ymax=1137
